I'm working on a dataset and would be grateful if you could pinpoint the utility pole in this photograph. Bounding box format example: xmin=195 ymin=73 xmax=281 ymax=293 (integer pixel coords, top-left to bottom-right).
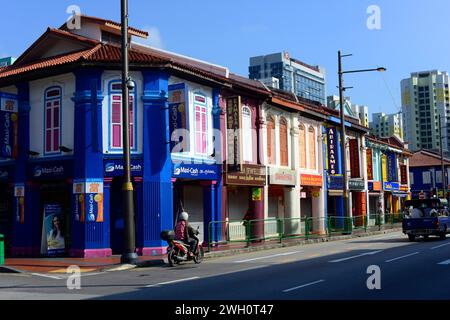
xmin=337 ymin=51 xmax=386 ymax=219
xmin=439 ymin=114 xmax=447 ymax=200
xmin=120 ymin=0 xmax=138 ymax=265
xmin=338 ymin=51 xmax=350 ymax=219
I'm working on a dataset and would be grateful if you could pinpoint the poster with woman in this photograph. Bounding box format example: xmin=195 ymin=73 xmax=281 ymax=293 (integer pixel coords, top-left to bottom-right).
xmin=41 ymin=204 xmax=66 ymax=256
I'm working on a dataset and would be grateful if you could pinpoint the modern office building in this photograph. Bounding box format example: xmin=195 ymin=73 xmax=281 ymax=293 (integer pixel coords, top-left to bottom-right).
xmin=370 ymin=112 xmax=403 ymax=140
xmin=401 ymin=70 xmax=450 ymax=152
xmin=249 ymin=52 xmax=326 ymax=105
xmin=0 ymin=57 xmax=16 ymax=67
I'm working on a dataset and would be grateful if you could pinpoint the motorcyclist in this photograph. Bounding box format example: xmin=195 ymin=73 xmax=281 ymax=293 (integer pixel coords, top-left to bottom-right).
xmin=175 ymin=212 xmax=198 ymax=256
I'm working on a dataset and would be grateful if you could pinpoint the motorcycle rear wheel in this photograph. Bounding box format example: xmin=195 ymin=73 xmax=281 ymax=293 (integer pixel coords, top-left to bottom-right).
xmin=167 ymin=249 xmax=176 ymax=267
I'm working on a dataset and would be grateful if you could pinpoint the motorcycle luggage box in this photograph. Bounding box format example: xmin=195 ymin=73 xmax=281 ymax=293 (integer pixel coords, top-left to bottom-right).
xmin=160 ymin=230 xmax=175 ymax=241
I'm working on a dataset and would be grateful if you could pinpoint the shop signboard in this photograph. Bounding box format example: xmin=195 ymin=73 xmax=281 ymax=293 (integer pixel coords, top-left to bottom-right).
xmin=104 ymin=159 xmax=143 ymax=177
xmin=173 ymin=163 xmax=220 ymax=180
xmin=168 ymin=83 xmax=190 ymax=152
xmin=226 ymin=164 xmax=266 ymax=186
xmin=349 ymin=179 xmax=365 ymax=191
xmin=328 ymin=175 xmax=343 ymax=190
xmin=326 ymin=127 xmax=339 ymax=175
xmin=269 ymin=167 xmax=296 ymax=186
xmin=383 ymin=182 xmax=400 ymax=191
xmin=41 ymin=203 xmax=65 ymax=256
xmin=29 ymin=160 xmax=72 ymax=180
xmin=368 ymin=181 xmax=382 ymax=192
xmin=0 ymin=93 xmax=18 ymax=159
xmin=300 ymin=174 xmax=323 ymax=187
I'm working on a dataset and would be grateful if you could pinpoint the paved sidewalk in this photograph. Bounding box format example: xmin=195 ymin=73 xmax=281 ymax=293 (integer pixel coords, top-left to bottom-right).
xmin=1 ymin=255 xmax=165 ymax=274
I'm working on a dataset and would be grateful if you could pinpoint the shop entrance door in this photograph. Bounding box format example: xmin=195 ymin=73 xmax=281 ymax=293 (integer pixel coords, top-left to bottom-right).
xmin=40 ymin=181 xmax=71 ymax=255
xmin=0 ymin=183 xmax=13 ymax=256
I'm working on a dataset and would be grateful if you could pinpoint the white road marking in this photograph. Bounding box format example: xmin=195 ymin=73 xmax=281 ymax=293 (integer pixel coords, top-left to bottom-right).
xmin=431 ymin=242 xmax=450 ymax=250
xmin=283 ymin=280 xmax=325 ymax=293
xmin=385 ymin=252 xmax=420 ymax=263
xmin=437 ymin=259 xmax=450 ymax=265
xmin=233 ymin=251 xmax=303 ymax=263
xmin=329 ymin=250 xmax=383 ymax=263
xmin=31 ymin=273 xmax=63 ymax=280
xmin=145 ymin=276 xmax=200 ymax=288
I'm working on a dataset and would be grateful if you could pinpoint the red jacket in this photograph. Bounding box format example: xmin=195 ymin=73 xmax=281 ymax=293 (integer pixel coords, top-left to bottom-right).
xmin=175 ymin=220 xmax=187 ymax=241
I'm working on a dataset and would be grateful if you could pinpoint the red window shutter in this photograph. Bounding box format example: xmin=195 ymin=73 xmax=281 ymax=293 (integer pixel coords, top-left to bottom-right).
xmin=280 ymin=118 xmax=288 ymax=166
xmin=267 ymin=117 xmax=275 ymax=164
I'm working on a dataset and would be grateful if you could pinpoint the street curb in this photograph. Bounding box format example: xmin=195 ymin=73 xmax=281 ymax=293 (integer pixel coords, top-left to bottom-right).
xmin=0 ymin=266 xmax=23 ymax=274
xmin=203 ymin=227 xmax=403 ymax=260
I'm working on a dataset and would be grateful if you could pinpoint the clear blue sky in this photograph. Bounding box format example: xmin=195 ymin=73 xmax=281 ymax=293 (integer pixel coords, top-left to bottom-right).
xmin=2 ymin=0 xmax=450 ymax=120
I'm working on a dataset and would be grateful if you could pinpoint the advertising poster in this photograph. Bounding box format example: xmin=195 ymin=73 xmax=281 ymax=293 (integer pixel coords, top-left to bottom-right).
xmin=0 ymin=95 xmax=19 ymax=159
xmin=14 ymin=184 xmax=25 ymax=224
xmin=42 ymin=203 xmax=65 ymax=256
xmin=168 ymin=83 xmax=189 ymax=152
xmin=85 ymin=181 xmax=104 ymax=222
xmin=73 ymin=180 xmax=104 ymax=223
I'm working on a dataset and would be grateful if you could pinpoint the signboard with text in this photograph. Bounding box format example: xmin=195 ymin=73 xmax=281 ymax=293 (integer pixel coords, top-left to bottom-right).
xmin=173 ymin=163 xmax=220 ymax=180
xmin=104 ymin=159 xmax=143 ymax=177
xmin=300 ymin=174 xmax=323 ymax=187
xmin=226 ymin=96 xmax=242 ymax=172
xmin=0 ymin=93 xmax=18 ymax=159
xmin=326 ymin=127 xmax=339 ymax=175
xmin=226 ymin=164 xmax=266 ymax=186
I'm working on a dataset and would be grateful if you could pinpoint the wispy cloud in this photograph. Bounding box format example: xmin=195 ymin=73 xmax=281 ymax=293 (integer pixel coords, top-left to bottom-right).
xmin=135 ymin=26 xmax=164 ymax=49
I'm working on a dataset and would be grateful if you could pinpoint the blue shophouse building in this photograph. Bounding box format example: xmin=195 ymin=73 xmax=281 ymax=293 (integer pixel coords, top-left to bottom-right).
xmin=0 ymin=16 xmax=229 ymax=258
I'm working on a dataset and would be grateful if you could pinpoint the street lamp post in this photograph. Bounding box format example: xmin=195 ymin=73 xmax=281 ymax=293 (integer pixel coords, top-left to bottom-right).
xmin=120 ymin=0 xmax=138 ymax=265
xmin=337 ymin=50 xmax=386 ymax=219
xmin=439 ymin=114 xmax=447 ymax=200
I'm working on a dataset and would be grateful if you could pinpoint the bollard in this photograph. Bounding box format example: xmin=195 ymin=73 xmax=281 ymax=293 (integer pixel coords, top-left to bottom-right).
xmin=0 ymin=234 xmax=4 ymax=265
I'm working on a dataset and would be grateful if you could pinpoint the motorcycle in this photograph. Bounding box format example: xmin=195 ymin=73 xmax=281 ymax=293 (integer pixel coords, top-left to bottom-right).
xmin=160 ymin=227 xmax=205 ymax=267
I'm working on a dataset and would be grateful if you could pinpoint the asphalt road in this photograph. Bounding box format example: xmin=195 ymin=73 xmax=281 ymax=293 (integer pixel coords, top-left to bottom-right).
xmin=1 ymin=231 xmax=449 ymax=300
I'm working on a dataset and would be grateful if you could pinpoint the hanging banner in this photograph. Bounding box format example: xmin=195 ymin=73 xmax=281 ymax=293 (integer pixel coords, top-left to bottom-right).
xmin=349 ymin=139 xmax=360 ymax=178
xmin=14 ymin=184 xmax=25 ymax=224
xmin=0 ymin=94 xmax=19 ymax=159
xmin=168 ymin=83 xmax=190 ymax=152
xmin=400 ymin=165 xmax=408 ymax=185
xmin=387 ymin=152 xmax=397 ymax=182
xmin=366 ymin=148 xmax=373 ymax=181
xmin=326 ymin=127 xmax=339 ymax=175
xmin=381 ymin=155 xmax=387 ymax=182
xmin=226 ymin=96 xmax=242 ymax=172
xmin=42 ymin=203 xmax=66 ymax=256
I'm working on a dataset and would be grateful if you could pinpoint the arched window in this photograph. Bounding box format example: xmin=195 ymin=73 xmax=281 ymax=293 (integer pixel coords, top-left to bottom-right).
xmin=308 ymin=126 xmax=316 ymax=170
xmin=242 ymin=106 xmax=253 ymax=162
xmin=299 ymin=124 xmax=306 ymax=168
xmin=194 ymin=93 xmax=208 ymax=155
xmin=279 ymin=117 xmax=288 ymax=166
xmin=266 ymin=115 xmax=276 ymax=165
xmin=44 ymin=87 xmax=62 ymax=154
xmin=110 ymin=81 xmax=136 ymax=150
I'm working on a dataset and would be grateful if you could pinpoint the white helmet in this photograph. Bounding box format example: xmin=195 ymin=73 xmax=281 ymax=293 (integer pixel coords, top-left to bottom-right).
xmin=179 ymin=212 xmax=189 ymax=221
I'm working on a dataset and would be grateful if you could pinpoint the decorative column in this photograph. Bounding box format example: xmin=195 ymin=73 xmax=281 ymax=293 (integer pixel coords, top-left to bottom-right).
xmin=212 ymin=88 xmax=223 ymax=243
xmin=284 ymin=117 xmax=300 ymax=235
xmin=12 ymin=82 xmax=41 ymax=257
xmin=139 ymin=71 xmax=173 ymax=256
xmin=70 ymin=68 xmax=110 ymax=258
